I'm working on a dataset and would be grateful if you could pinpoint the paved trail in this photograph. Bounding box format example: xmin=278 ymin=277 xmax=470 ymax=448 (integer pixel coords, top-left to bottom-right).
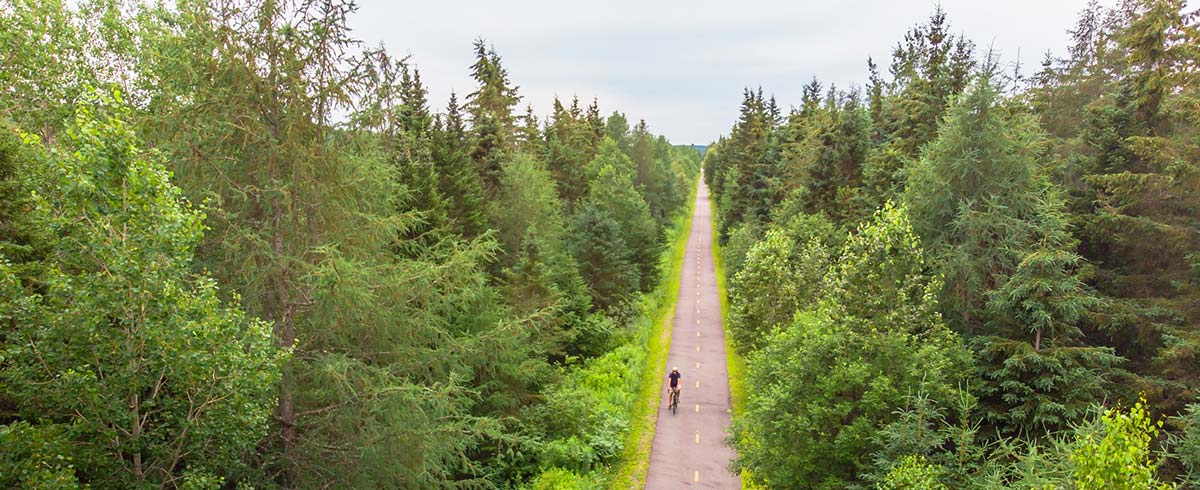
xmin=645 ymin=181 xmax=739 ymax=489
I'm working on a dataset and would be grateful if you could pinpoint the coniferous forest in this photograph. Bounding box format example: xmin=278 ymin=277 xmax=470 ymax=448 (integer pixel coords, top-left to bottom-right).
xmin=5 ymin=0 xmax=1200 ymax=489
xmin=0 ymin=1 xmax=700 ymax=488
xmin=708 ymin=2 xmax=1200 ymax=489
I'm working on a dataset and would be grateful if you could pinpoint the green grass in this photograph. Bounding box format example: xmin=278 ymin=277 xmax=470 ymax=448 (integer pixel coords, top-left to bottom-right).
xmin=605 ymin=181 xmax=698 ymax=489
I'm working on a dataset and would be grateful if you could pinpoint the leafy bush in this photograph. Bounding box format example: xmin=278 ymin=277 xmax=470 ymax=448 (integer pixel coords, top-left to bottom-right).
xmin=1071 ymin=399 xmax=1173 ymax=490
xmin=730 ymin=205 xmax=971 ymax=489
xmin=878 ymin=455 xmax=947 ymax=490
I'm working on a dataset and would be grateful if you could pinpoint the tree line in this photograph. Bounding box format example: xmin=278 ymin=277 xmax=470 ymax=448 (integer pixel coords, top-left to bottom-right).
xmin=705 ymin=2 xmax=1200 ymax=488
xmin=0 ymin=0 xmax=700 ymax=488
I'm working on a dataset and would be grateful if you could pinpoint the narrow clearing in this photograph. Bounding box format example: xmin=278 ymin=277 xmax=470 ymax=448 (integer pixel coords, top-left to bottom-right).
xmin=644 ymin=181 xmax=739 ymax=489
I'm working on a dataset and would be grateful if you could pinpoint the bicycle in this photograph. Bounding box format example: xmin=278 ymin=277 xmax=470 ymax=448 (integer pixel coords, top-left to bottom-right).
xmin=669 ymin=387 xmax=680 ymax=415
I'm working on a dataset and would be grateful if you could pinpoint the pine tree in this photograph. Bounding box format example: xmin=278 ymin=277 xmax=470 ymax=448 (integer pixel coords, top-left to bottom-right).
xmin=978 ymin=200 xmax=1123 ymax=435
xmin=780 ymin=91 xmax=873 ymax=225
xmin=518 ymin=104 xmax=543 ymax=154
xmin=1061 ymin=0 xmax=1200 ymax=410
xmin=906 ymin=71 xmax=1048 ymax=331
xmin=717 ymin=88 xmax=781 ymax=234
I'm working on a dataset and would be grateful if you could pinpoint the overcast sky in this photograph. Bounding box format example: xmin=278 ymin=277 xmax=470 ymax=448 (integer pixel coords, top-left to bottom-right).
xmin=348 ymin=0 xmax=1107 ymax=145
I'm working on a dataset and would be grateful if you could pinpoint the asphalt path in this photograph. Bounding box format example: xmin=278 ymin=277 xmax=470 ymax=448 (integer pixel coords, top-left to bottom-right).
xmin=644 ymin=181 xmax=739 ymax=489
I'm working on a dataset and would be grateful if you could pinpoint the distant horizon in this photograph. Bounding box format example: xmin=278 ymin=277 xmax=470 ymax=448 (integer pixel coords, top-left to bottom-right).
xmin=350 ymin=0 xmax=1110 ymax=145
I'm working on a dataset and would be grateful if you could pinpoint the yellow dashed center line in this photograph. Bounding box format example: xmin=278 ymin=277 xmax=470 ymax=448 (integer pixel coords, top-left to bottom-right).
xmin=695 ymin=433 xmax=700 ymax=443
xmin=694 ymin=470 xmax=699 ymax=482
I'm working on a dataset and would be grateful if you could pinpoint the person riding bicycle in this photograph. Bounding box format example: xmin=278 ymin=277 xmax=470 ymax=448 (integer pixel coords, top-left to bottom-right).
xmin=668 ymin=367 xmax=682 ymax=399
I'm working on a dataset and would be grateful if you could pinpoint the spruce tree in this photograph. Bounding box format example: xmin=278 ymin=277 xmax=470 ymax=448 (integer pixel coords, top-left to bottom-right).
xmin=492 ymin=152 xmax=591 ymax=356
xmin=572 ymin=155 xmax=660 ymax=310
xmin=545 ymin=97 xmax=596 ymax=208
xmin=466 ymin=39 xmax=521 ymax=195
xmin=434 ymin=92 xmax=489 ymax=239
xmin=864 ymin=8 xmax=975 ymax=207
xmin=906 ymin=72 xmax=1123 ymax=435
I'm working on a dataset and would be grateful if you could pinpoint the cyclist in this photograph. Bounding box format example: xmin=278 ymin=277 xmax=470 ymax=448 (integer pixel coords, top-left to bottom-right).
xmin=667 ymin=367 xmax=682 ymax=403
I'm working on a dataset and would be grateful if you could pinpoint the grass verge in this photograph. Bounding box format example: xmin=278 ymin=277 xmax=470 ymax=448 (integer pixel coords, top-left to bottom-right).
xmin=605 ymin=180 xmax=698 ymax=489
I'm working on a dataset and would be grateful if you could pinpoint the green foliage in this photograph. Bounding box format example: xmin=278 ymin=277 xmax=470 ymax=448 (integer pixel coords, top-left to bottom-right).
xmin=573 ymin=158 xmax=661 ymax=311
xmin=1059 ymin=0 xmax=1200 ymax=414
xmin=719 ymin=221 xmax=763 ymax=280
xmin=878 ymin=455 xmax=948 ymax=490
xmin=0 ymin=90 xmax=283 ymax=488
xmin=546 ymin=98 xmax=599 ymax=208
xmin=1172 ymin=403 xmax=1200 ymax=486
xmin=1071 ymin=400 xmax=1174 ymax=490
xmin=730 ymin=205 xmax=970 ymax=489
xmin=906 ymin=70 xmax=1124 ymax=435
xmin=904 ymin=71 xmax=1048 ymax=330
xmin=434 ymin=92 xmax=490 ymax=239
xmin=709 ymin=89 xmax=782 ymax=234
xmin=729 ymin=230 xmax=827 ymax=352
xmin=467 ymin=39 xmax=521 ymax=194
xmin=709 ymin=3 xmax=1200 ymax=485
xmin=493 ymin=152 xmax=592 ymax=355
xmin=780 ymin=91 xmax=874 ymax=225
xmin=862 ymin=7 xmax=975 ymax=207
xmin=727 ymin=210 xmax=842 ymax=354
xmin=527 ymin=467 xmax=601 ymax=490
xmin=0 ymin=0 xmax=697 ymax=487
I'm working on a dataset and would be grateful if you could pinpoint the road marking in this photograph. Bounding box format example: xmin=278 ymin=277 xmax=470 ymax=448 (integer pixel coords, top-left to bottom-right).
xmin=696 ymin=380 xmax=700 ymax=388
xmin=696 ymin=362 xmax=700 ymax=368
xmin=695 ymin=432 xmax=700 ymax=443
xmin=694 ymin=471 xmax=699 ymax=482
xmin=696 ymin=331 xmax=700 ymax=336
xmin=696 ymin=319 xmax=700 ymax=324
xmin=695 ymin=404 xmax=700 ymax=412
xmin=696 ymin=345 xmax=700 ymax=352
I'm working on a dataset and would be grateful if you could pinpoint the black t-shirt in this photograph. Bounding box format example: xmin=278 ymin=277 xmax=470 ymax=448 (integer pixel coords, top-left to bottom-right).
xmin=668 ymin=371 xmax=681 ymax=388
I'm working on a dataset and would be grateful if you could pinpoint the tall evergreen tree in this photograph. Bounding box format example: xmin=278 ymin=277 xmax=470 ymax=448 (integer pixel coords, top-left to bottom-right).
xmin=466 ymin=39 xmax=521 ymax=195
xmin=906 ymin=72 xmax=1123 ymax=435
xmin=492 ymin=153 xmax=591 ymax=356
xmin=863 ymin=8 xmax=975 ymax=207
xmin=781 ymin=91 xmax=873 ymax=225
xmin=545 ymin=97 xmax=595 ymax=208
xmin=1067 ymin=0 xmax=1200 ymax=410
xmin=572 ymin=149 xmax=660 ymax=310
xmin=434 ymin=92 xmax=489 ymax=239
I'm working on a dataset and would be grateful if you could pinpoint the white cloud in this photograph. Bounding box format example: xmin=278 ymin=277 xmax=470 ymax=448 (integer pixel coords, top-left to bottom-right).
xmin=350 ymin=0 xmax=1110 ymax=143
